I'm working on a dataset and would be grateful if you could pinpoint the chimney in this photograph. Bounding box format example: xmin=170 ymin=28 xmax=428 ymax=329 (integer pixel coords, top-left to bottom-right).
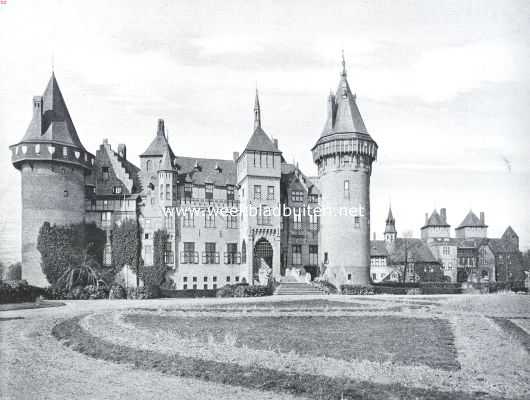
xmin=440 ymin=208 xmax=447 ymax=223
xmin=118 ymin=144 xmax=126 ymax=160
xmin=32 ymin=96 xmax=43 ymax=133
xmin=103 ymin=138 xmax=109 ymax=145
xmin=480 ymin=211 xmax=485 ymax=225
xmin=425 ymin=212 xmax=428 ymax=225
xmin=233 ymin=151 xmax=239 ymax=162
xmin=157 ymin=119 xmax=165 ymax=137
xmin=273 ymin=138 xmax=279 ymax=150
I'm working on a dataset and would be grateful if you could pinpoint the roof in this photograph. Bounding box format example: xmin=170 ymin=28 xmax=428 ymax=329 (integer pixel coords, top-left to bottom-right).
xmin=174 ymin=156 xmax=236 ymax=186
xmin=20 ymin=72 xmax=86 ymax=151
xmin=140 ymin=119 xmax=175 ymax=157
xmin=244 ymin=127 xmax=278 ymax=152
xmin=422 ymin=209 xmax=450 ymax=228
xmin=457 ymin=210 xmax=487 ymax=229
xmin=487 ymin=238 xmax=518 ymax=254
xmin=502 ymin=226 xmax=518 ymax=240
xmin=317 ymin=59 xmax=369 ymax=140
xmin=370 ymin=239 xmax=438 ymax=263
xmin=384 ymin=207 xmax=397 ymax=234
xmin=159 ymin=147 xmax=174 ymax=171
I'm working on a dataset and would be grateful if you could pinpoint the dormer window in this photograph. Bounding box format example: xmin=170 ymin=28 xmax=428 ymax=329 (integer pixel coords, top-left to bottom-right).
xmin=63 ymin=146 xmax=68 ymax=158
xmin=113 ymin=186 xmax=122 ymax=194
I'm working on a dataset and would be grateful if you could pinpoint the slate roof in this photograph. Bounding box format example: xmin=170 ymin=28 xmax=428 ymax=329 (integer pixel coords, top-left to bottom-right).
xmin=384 ymin=207 xmax=397 ymax=234
xmin=159 ymin=147 xmax=174 ymax=171
xmin=141 ymin=119 xmax=175 ymax=157
xmin=422 ymin=209 xmax=450 ymax=228
xmin=281 ymin=163 xmax=321 ymax=196
xmin=244 ymin=127 xmax=278 ymax=152
xmin=370 ymin=239 xmax=438 ymax=263
xmin=174 ymin=156 xmax=236 ymax=186
xmin=20 ymin=72 xmax=86 ymax=151
xmin=487 ymin=238 xmax=518 ymax=254
xmin=457 ymin=210 xmax=487 ymax=229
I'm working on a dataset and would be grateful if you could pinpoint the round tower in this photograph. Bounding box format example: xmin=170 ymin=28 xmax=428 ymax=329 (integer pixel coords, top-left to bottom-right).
xmin=311 ymin=55 xmax=378 ymax=286
xmin=9 ymin=73 xmax=94 ymax=286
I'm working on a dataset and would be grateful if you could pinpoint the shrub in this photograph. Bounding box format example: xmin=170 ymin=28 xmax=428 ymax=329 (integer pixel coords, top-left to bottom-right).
xmin=42 ymin=286 xmax=68 ymax=300
xmin=127 ymin=285 xmax=161 ymax=299
xmin=0 ymin=281 xmax=43 ymax=304
xmin=312 ymin=279 xmax=338 ymax=294
xmin=160 ymin=288 xmax=217 ymax=298
xmin=406 ymin=288 xmax=423 ymax=295
xmin=419 ymin=282 xmax=462 ymax=295
xmin=340 ymin=285 xmax=376 ymax=295
xmin=109 ymin=284 xmax=126 ymax=300
xmin=5 ymin=262 xmax=22 ymax=281
xmin=37 ymin=222 xmax=106 ymax=287
xmin=216 ymin=283 xmax=273 ymax=298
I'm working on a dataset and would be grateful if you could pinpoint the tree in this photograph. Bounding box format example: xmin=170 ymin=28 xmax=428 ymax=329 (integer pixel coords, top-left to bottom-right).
xmin=37 ymin=222 xmax=106 ymax=287
xmin=6 ymin=262 xmax=22 ymax=281
xmin=140 ymin=229 xmax=168 ymax=287
xmin=111 ymin=219 xmax=142 ymax=285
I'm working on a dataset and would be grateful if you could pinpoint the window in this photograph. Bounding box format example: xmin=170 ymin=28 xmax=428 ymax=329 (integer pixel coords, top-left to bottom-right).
xmin=293 ymin=209 xmax=303 ymax=231
xmin=101 ymin=211 xmax=112 ymax=226
xmin=309 ymin=245 xmax=318 ymax=266
xmin=103 ymin=243 xmax=112 ymax=266
xmin=226 ymin=276 xmax=231 ymax=282
xmin=204 ymin=209 xmax=215 ymax=228
xmin=292 ymin=245 xmax=302 ymax=265
xmin=165 ymin=241 xmax=174 ymax=264
xmin=309 ymin=213 xmax=318 ymax=231
xmin=203 ymin=242 xmax=218 ymax=264
xmin=113 ymin=186 xmax=122 ymax=194
xmin=144 ymin=233 xmax=149 ymax=239
xmin=203 ymin=284 xmax=208 ymax=290
xmin=205 ymin=183 xmax=213 ymax=200
xmin=372 ymin=273 xmax=377 ymax=280
xmin=184 ymin=183 xmax=192 ymax=199
xmin=267 ymin=186 xmax=275 ymax=200
xmin=324 ymin=252 xmax=329 ymax=264
xmin=146 ymin=160 xmax=151 ymax=172
xmin=226 ymin=185 xmax=234 ymax=201
xmin=443 ymin=246 xmax=450 ymax=256
xmin=241 ymin=240 xmax=247 ymax=264
xmin=344 ymin=180 xmax=350 ymax=199
xmin=181 ymin=242 xmax=197 ymax=264
xmin=309 ymin=194 xmax=318 ymax=203
xmin=226 ymin=214 xmax=238 ymax=229
xmin=64 ymin=190 xmax=69 ymax=197
xmin=102 ymin=166 xmax=109 ymax=181
xmin=183 ymin=211 xmax=194 ymax=227
xmin=63 ymin=146 xmax=68 ymax=158
xmin=183 ymin=284 xmax=188 ymax=290
xmin=291 ymin=191 xmax=303 ymax=202
xmin=213 ymin=276 xmax=217 ymax=282
xmin=254 ymin=185 xmax=262 ymax=200
xmin=257 ymin=206 xmax=272 ymax=226
xmin=204 ymin=276 xmax=208 ymax=282
xmin=193 ymin=276 xmax=197 ymax=282
xmin=354 ymin=216 xmax=360 ymax=229
xmin=225 ymin=243 xmax=240 ymax=264
xmin=166 ymin=184 xmax=170 ymax=200
xmin=160 ymin=184 xmax=164 ymax=200
xmin=347 ymin=273 xmax=352 ymax=280
xmin=235 ymin=276 xmax=240 ymax=282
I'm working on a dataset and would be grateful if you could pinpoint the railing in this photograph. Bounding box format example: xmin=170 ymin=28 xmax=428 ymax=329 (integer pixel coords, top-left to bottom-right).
xmin=180 ymin=251 xmax=199 ymax=264
xmin=224 ymin=252 xmax=241 ymax=264
xmin=202 ymin=252 xmax=220 ymax=264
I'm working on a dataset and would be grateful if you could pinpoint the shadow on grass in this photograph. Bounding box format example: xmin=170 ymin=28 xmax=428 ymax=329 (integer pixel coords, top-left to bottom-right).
xmin=52 ymin=317 xmax=506 ymax=400
xmin=0 ymin=301 xmax=65 ymax=312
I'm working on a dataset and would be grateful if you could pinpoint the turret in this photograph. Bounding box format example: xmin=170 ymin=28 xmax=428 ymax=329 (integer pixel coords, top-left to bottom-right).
xmin=9 ymin=73 xmax=94 ymax=286
xmin=311 ymin=53 xmax=378 ymax=286
xmin=384 ymin=206 xmax=397 ymax=243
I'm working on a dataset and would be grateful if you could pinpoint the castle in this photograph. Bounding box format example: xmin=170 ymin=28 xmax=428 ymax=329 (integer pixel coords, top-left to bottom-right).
xmin=10 ymin=58 xmax=378 ymax=288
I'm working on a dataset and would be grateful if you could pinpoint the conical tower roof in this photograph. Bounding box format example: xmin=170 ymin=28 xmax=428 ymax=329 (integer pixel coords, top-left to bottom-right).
xmin=158 ymin=146 xmax=174 ymax=171
xmin=141 ymin=119 xmax=175 ymax=158
xmin=384 ymin=206 xmax=397 ymax=234
xmin=20 ymin=72 xmax=86 ymax=151
xmin=457 ymin=210 xmax=487 ymax=229
xmin=243 ymin=89 xmax=280 ymax=153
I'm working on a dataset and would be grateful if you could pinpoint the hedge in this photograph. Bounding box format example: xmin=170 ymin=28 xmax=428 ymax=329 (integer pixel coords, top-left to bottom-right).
xmin=160 ymin=288 xmax=217 ymax=298
xmin=0 ymin=282 xmax=43 ymax=304
xmin=216 ymin=283 xmax=274 ymax=298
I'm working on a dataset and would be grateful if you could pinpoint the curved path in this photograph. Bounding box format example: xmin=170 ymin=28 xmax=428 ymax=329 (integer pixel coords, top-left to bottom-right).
xmin=1 ymin=295 xmax=529 ymax=399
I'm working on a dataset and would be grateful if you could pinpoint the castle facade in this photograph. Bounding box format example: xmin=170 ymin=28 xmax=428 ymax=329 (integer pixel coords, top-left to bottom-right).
xmin=10 ymin=60 xmax=377 ymax=288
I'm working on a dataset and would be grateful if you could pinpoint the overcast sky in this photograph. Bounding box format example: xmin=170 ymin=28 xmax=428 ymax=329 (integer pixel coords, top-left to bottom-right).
xmin=1 ymin=0 xmax=529 ymax=262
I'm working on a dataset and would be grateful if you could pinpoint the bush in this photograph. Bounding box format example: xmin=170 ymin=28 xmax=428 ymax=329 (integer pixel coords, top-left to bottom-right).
xmin=0 ymin=281 xmax=43 ymax=304
xmin=312 ymin=279 xmax=338 ymax=294
xmin=5 ymin=262 xmax=22 ymax=281
xmin=127 ymin=285 xmax=161 ymax=299
xmin=160 ymin=288 xmax=217 ymax=298
xmin=340 ymin=285 xmax=376 ymax=295
xmin=419 ymin=282 xmax=462 ymax=294
xmin=109 ymin=284 xmax=126 ymax=300
xmin=42 ymin=286 xmax=68 ymax=300
xmin=406 ymin=288 xmax=423 ymax=295
xmin=216 ymin=283 xmax=273 ymax=298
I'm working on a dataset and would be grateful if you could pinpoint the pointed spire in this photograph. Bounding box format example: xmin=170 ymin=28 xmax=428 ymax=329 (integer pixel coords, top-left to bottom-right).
xmin=254 ymin=87 xmax=261 ymax=130
xmin=157 ymin=118 xmax=165 ymax=137
xmin=384 ymin=205 xmax=397 ymax=235
xmin=341 ymin=49 xmax=347 ymax=77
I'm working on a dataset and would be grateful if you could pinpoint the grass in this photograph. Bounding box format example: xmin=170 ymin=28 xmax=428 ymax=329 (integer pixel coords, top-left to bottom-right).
xmin=0 ymin=300 xmax=65 ymax=312
xmin=53 ymin=317 xmax=504 ymax=400
xmin=490 ymin=317 xmax=530 ymax=353
xmin=124 ymin=313 xmax=460 ymax=370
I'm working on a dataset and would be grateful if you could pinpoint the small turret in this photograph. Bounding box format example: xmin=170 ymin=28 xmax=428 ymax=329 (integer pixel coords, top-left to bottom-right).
xmin=384 ymin=206 xmax=397 ymax=243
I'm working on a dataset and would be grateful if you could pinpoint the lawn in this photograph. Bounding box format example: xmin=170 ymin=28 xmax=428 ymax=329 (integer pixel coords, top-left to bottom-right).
xmin=124 ymin=313 xmax=460 ymax=370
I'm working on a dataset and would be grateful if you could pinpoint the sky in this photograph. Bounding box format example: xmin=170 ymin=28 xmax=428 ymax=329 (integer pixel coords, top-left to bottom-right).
xmin=0 ymin=0 xmax=529 ymax=263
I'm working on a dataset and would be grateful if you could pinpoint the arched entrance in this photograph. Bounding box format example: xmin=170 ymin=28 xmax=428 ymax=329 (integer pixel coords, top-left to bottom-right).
xmin=253 ymin=238 xmax=273 ymax=281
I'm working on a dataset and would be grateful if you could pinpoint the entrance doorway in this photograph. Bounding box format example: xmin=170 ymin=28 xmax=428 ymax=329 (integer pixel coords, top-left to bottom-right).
xmin=253 ymin=238 xmax=273 ymax=281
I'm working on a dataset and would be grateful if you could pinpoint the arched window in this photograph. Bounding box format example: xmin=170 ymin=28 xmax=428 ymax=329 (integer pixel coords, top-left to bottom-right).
xmin=241 ymin=240 xmax=246 ymax=264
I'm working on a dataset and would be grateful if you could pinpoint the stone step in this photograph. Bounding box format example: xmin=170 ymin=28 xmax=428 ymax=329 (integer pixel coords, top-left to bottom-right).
xmin=275 ymin=282 xmax=326 ymax=296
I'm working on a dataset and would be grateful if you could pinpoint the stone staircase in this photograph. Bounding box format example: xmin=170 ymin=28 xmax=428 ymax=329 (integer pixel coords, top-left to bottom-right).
xmin=275 ymin=280 xmax=326 ymax=296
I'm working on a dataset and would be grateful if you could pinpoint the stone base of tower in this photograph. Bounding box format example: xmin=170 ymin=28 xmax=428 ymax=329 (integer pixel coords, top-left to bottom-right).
xmin=323 ymin=264 xmax=371 ymax=288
